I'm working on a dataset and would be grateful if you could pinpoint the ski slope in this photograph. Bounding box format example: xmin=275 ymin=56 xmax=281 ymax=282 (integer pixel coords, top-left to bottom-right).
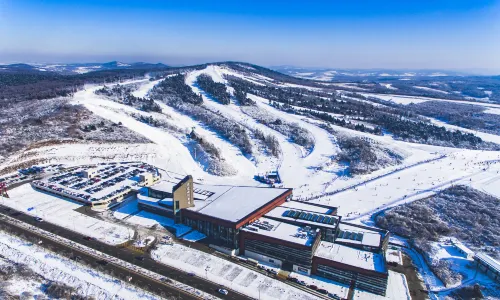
xmin=185 ymin=66 xmax=343 ymax=196
xmin=314 ymin=150 xmax=500 ymax=220
xmin=66 ymin=69 xmax=500 ymax=223
xmin=73 ymin=84 xmax=256 ymax=185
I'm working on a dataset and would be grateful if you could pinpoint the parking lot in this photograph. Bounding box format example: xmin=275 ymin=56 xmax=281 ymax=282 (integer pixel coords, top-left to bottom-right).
xmin=32 ymin=162 xmax=158 ymax=206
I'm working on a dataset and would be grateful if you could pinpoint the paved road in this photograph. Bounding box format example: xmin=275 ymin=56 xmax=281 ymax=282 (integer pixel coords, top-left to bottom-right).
xmin=0 ymin=203 xmax=250 ymax=300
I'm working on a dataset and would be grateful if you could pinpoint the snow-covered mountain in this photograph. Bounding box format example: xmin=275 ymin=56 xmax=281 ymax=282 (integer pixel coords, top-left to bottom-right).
xmin=0 ymin=61 xmax=168 ymax=74
xmin=3 ymin=61 xmax=500 ymax=215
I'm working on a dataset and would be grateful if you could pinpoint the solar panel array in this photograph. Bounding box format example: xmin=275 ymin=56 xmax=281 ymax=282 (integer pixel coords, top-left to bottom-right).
xmin=193 ymin=187 xmax=215 ymax=198
xmin=283 ymin=210 xmax=337 ymax=225
xmin=337 ymin=230 xmax=364 ymax=241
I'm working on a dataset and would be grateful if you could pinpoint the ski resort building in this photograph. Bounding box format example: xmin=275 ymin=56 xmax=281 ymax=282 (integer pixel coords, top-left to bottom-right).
xmin=139 ymin=177 xmax=293 ymax=248
xmin=139 ymin=176 xmax=390 ymax=295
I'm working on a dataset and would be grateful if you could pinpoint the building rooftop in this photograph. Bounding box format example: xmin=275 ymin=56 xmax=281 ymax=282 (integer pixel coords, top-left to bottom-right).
xmin=137 ymin=194 xmax=173 ymax=212
xmin=280 ymin=201 xmax=336 ymax=214
xmin=150 ymin=180 xmax=291 ymax=223
xmin=265 ymin=206 xmax=340 ymax=229
xmin=315 ymin=241 xmax=387 ymax=273
xmin=241 ymin=217 xmax=319 ymax=247
xmin=475 ymin=253 xmax=500 ymax=273
xmin=336 ymin=223 xmax=382 ymax=248
xmin=453 ymin=242 xmax=474 ymax=255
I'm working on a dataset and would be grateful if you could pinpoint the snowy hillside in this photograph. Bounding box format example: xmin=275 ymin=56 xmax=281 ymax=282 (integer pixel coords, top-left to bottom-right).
xmin=3 ymin=62 xmax=500 ymax=218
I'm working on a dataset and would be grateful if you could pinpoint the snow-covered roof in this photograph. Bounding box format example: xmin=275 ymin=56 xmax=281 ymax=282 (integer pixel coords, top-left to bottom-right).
xmin=241 ymin=217 xmax=319 ymax=247
xmin=336 ymin=223 xmax=382 ymax=248
xmin=188 ymin=186 xmax=290 ymax=223
xmin=453 ymin=242 xmax=474 ymax=255
xmin=150 ymin=180 xmax=176 ymax=193
xmin=150 ymin=180 xmax=291 ymax=223
xmin=137 ymin=194 xmax=173 ymax=212
xmin=475 ymin=253 xmax=500 ymax=273
xmin=315 ymin=242 xmax=387 ymax=273
xmin=265 ymin=206 xmax=340 ymax=229
xmin=280 ymin=201 xmax=335 ymax=214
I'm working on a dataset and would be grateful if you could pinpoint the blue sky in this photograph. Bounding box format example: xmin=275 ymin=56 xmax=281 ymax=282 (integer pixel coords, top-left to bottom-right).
xmin=1 ymin=0 xmax=499 ymax=72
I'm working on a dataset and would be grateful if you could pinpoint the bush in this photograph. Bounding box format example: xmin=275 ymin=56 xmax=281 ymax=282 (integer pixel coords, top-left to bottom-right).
xmin=376 ymin=185 xmax=500 ymax=247
xmin=196 ymin=74 xmax=230 ymax=105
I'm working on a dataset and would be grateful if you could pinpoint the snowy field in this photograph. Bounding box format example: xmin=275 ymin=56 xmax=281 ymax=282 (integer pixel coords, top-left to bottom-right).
xmin=3 ymin=184 xmax=134 ymax=245
xmin=363 ymin=92 xmax=500 ymax=109
xmin=1 ymin=142 xmax=161 ymax=172
xmin=113 ymin=199 xmax=192 ymax=237
xmin=314 ymin=150 xmax=500 ymax=220
xmin=0 ymin=230 xmax=160 ymax=300
xmin=152 ymin=243 xmax=319 ymax=300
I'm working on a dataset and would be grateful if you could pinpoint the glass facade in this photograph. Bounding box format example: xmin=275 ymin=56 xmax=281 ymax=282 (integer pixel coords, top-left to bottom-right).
xmin=244 ymin=239 xmax=314 ymax=269
xmin=316 ymin=264 xmax=388 ymax=296
xmin=148 ymin=188 xmax=172 ymax=199
xmin=182 ymin=216 xmax=239 ymax=248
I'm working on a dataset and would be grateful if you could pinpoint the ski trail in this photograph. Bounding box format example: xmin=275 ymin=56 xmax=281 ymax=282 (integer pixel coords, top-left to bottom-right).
xmin=72 ymin=84 xmax=255 ymax=184
xmin=185 ymin=67 xmax=340 ymax=195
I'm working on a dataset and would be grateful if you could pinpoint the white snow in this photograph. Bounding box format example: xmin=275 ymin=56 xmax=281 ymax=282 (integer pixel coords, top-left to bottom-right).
xmin=3 ymin=184 xmax=134 ymax=245
xmin=114 ymin=200 xmax=192 ymax=237
xmin=242 ymin=217 xmax=318 ymax=246
xmin=414 ymin=86 xmax=449 ymax=94
xmin=381 ymin=83 xmax=397 ymax=90
xmin=72 ymin=84 xmax=256 ymax=185
xmin=314 ymin=242 xmax=386 ymax=272
xmin=0 ymin=231 xmax=159 ymax=300
xmin=363 ymin=93 xmax=500 ymax=110
xmin=353 ymin=271 xmax=411 ymax=300
xmin=132 ymin=78 xmax=163 ymax=98
xmin=314 ymin=150 xmax=500 ymax=220
xmin=152 ymin=243 xmax=319 ymax=300
xmin=386 ymin=249 xmax=403 ymax=265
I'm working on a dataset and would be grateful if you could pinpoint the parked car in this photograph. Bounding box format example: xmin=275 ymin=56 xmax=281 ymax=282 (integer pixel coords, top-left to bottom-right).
xmin=298 ymin=280 xmax=307 ymax=286
xmin=96 ymin=260 xmax=108 ymax=266
xmin=318 ymin=288 xmax=328 ymax=294
xmin=328 ymin=293 xmax=341 ymax=299
xmin=135 ymin=256 xmax=144 ymax=261
xmin=308 ymin=284 xmax=318 ymax=290
xmin=218 ymin=288 xmax=229 ymax=295
xmin=187 ymin=272 xmax=195 ymax=277
xmin=34 ymin=217 xmax=43 ymax=222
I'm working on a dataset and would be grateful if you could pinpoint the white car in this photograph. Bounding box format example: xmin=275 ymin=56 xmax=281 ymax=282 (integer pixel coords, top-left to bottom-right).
xmin=218 ymin=288 xmax=229 ymax=295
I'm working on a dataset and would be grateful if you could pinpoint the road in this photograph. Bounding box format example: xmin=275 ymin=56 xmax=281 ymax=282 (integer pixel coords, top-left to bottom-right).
xmin=0 ymin=203 xmax=250 ymax=300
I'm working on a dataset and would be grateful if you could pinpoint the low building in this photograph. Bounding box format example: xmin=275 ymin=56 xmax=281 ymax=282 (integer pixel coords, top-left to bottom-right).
xmin=335 ymin=223 xmax=389 ymax=253
xmin=453 ymin=242 xmax=474 ymax=260
xmin=313 ymin=241 xmax=388 ymax=295
xmin=139 ymin=172 xmax=159 ymax=186
xmin=82 ymin=168 xmax=98 ymax=179
xmin=474 ymin=253 xmax=500 ymax=283
xmin=239 ymin=217 xmax=321 ymax=275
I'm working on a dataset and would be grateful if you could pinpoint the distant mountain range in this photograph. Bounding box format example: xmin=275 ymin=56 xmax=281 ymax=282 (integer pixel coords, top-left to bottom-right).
xmin=0 ymin=61 xmax=169 ymax=75
xmin=271 ymin=66 xmax=473 ymax=81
